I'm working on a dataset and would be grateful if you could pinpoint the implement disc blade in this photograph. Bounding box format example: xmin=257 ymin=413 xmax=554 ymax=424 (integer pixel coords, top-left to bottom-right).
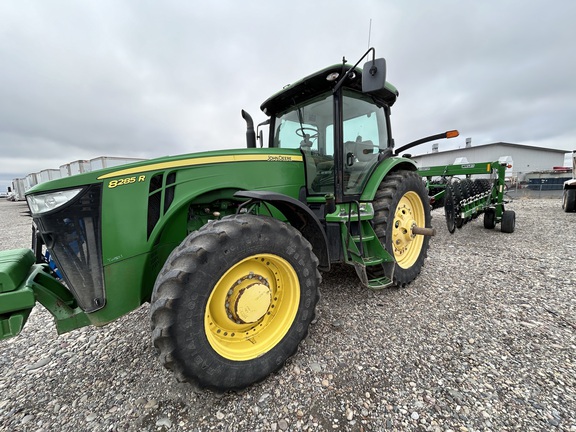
xmin=444 ymin=183 xmax=456 ymax=234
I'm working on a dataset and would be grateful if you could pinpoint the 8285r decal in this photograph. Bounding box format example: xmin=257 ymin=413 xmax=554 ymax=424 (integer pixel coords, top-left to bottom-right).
xmin=108 ymin=175 xmax=146 ymax=189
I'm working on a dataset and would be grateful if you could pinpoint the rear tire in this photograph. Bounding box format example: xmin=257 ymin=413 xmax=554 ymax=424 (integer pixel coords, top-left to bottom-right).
xmin=150 ymin=214 xmax=321 ymax=391
xmin=371 ymin=170 xmax=432 ymax=287
xmin=563 ymin=189 xmax=576 ymax=212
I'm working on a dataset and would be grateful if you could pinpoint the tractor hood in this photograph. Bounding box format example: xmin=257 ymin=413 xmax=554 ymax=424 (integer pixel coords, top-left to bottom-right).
xmin=25 ymin=147 xmax=303 ymax=197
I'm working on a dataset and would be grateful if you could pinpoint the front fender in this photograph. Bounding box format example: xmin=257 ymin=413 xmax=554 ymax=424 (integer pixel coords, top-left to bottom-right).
xmin=234 ymin=191 xmax=330 ymax=271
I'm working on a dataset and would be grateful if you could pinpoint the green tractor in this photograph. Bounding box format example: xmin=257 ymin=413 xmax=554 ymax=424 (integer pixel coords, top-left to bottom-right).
xmin=0 ymin=49 xmax=457 ymax=390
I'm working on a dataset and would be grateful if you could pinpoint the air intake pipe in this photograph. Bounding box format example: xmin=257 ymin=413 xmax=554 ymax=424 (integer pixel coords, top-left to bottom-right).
xmin=241 ymin=110 xmax=256 ymax=148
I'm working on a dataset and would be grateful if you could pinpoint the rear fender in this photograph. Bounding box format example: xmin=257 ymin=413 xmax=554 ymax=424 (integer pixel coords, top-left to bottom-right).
xmin=360 ymin=157 xmax=418 ymax=202
xmin=234 ymin=191 xmax=330 ymax=271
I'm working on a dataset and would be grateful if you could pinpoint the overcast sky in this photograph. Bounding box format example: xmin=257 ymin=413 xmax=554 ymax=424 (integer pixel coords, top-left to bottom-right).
xmin=1 ymin=0 xmax=575 ymax=192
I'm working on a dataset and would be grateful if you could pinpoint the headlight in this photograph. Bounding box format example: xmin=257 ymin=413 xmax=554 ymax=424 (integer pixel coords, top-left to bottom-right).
xmin=27 ymin=188 xmax=84 ymax=215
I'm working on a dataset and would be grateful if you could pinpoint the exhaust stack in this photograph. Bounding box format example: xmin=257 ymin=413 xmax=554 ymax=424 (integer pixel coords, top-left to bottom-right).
xmin=241 ymin=110 xmax=256 ymax=148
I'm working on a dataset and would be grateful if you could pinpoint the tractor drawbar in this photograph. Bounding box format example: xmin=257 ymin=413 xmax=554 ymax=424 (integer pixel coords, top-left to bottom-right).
xmin=412 ymin=225 xmax=436 ymax=236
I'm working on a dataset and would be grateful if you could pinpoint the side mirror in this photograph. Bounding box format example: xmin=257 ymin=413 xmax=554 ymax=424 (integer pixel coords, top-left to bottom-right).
xmin=257 ymin=119 xmax=270 ymax=148
xmin=362 ymin=58 xmax=386 ymax=94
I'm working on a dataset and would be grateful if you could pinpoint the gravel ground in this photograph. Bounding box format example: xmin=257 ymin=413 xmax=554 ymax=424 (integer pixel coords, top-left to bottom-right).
xmin=0 ymin=198 xmax=574 ymax=432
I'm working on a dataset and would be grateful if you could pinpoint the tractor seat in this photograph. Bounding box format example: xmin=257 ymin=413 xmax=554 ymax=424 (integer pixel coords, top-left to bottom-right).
xmin=354 ymin=140 xmax=376 ymax=164
xmin=346 ymin=140 xmax=377 ymax=192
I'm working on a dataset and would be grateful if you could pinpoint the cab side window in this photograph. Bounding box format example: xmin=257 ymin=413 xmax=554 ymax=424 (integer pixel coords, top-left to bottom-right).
xmin=342 ymin=92 xmax=389 ymax=195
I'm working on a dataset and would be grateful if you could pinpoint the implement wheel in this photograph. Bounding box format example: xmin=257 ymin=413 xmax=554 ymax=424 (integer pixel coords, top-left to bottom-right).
xmin=371 ymin=170 xmax=432 ymax=287
xmin=483 ymin=208 xmax=496 ymax=229
xmin=501 ymin=210 xmax=516 ymax=233
xmin=150 ymin=215 xmax=321 ymax=390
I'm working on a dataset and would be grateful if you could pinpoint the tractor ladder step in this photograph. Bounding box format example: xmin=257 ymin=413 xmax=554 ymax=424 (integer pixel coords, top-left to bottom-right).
xmin=350 ymin=234 xmax=376 ymax=242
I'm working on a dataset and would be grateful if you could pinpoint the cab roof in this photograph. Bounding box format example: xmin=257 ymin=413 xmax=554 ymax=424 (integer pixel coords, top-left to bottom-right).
xmin=260 ymin=64 xmax=399 ymax=116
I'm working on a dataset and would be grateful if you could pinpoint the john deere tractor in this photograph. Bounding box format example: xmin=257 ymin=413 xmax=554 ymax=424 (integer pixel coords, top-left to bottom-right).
xmin=0 ymin=49 xmax=458 ymax=390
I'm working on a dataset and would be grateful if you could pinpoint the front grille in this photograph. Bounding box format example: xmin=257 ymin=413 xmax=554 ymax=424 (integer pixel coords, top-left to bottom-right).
xmin=147 ymin=172 xmax=177 ymax=239
xmin=163 ymin=172 xmax=176 ymax=213
xmin=34 ymin=185 xmax=105 ymax=312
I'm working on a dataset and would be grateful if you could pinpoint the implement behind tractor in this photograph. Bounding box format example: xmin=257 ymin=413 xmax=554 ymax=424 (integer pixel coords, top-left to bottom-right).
xmin=0 ymin=48 xmax=515 ymax=391
xmin=420 ymin=161 xmax=516 ymax=233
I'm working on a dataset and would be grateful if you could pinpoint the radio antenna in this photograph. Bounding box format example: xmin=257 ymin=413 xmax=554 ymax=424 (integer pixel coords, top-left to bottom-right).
xmin=367 ymin=18 xmax=372 ymax=48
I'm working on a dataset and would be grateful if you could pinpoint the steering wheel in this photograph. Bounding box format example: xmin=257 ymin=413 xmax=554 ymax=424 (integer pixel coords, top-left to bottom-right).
xmin=296 ymin=127 xmax=318 ymax=139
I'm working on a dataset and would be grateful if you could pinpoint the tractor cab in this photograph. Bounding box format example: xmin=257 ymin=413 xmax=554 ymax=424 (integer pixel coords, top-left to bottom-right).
xmin=260 ymin=57 xmax=399 ymax=203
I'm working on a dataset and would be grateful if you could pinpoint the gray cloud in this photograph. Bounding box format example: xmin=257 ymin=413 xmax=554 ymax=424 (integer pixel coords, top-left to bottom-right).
xmin=1 ymin=0 xmax=575 ymax=192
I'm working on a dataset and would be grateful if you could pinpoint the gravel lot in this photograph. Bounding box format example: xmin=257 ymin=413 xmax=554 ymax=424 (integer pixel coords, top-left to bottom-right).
xmin=0 ymin=198 xmax=574 ymax=431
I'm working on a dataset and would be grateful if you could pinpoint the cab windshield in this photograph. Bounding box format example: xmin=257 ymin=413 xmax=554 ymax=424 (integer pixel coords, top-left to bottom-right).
xmin=273 ymin=90 xmax=389 ymax=196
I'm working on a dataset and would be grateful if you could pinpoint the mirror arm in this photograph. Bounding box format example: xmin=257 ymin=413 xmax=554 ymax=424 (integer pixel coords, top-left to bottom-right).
xmin=256 ymin=119 xmax=270 ymax=148
xmin=333 ymin=47 xmax=376 ymax=93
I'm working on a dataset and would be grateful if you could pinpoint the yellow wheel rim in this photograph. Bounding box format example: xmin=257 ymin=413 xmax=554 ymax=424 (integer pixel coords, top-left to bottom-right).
xmin=392 ymin=191 xmax=425 ymax=269
xmin=204 ymin=254 xmax=300 ymax=361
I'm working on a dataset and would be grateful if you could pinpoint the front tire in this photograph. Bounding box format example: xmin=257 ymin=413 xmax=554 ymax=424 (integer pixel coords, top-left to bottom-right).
xmin=150 ymin=214 xmax=321 ymax=391
xmin=372 ymin=170 xmax=432 ymax=287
